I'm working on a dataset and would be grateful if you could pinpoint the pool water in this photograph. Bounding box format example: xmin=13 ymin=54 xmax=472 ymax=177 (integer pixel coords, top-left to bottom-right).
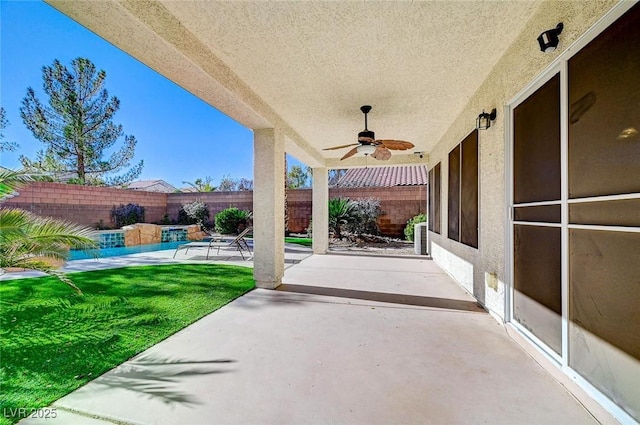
xmin=69 ymin=241 xmax=186 ymax=260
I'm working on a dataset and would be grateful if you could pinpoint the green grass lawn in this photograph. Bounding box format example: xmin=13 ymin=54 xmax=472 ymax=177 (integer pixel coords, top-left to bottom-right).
xmin=284 ymin=237 xmax=312 ymax=247
xmin=0 ymin=264 xmax=254 ymax=425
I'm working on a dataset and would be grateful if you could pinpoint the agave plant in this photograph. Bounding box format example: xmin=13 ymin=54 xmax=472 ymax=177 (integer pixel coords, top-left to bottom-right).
xmin=328 ymin=197 xmax=356 ymax=239
xmin=0 ymin=168 xmax=98 ymax=292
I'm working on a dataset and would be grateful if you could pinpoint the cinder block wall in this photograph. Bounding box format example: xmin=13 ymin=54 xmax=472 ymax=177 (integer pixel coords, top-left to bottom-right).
xmin=329 ymin=186 xmax=426 ymax=237
xmin=2 ymin=183 xmax=425 ymax=237
xmin=166 ymin=191 xmax=253 ymax=224
xmin=287 ymin=189 xmax=312 ymax=233
xmin=2 ymin=182 xmax=167 ymax=226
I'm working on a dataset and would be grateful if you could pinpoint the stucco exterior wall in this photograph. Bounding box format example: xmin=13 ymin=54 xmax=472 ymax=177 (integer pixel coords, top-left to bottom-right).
xmin=426 ymin=0 xmax=619 ymax=319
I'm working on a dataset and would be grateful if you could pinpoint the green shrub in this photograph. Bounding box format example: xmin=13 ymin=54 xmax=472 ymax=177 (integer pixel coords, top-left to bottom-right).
xmin=404 ymin=214 xmax=427 ymax=241
xmin=111 ymin=203 xmax=145 ymax=228
xmin=215 ymin=207 xmax=251 ymax=235
xmin=159 ymin=214 xmax=173 ymax=225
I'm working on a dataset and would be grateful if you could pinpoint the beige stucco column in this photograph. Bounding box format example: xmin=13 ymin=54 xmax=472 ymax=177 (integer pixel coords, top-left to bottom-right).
xmin=253 ymin=128 xmax=285 ymax=289
xmin=312 ymin=167 xmax=329 ymax=254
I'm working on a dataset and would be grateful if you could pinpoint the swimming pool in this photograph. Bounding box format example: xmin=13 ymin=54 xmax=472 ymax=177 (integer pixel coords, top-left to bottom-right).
xmin=69 ymin=241 xmax=185 ymax=260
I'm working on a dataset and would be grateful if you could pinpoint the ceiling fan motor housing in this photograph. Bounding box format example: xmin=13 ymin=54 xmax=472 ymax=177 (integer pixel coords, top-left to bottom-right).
xmin=358 ymin=130 xmax=375 ymax=143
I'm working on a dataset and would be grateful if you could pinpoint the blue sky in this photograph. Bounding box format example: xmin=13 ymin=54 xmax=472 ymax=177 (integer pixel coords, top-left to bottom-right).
xmin=1 ymin=1 xmax=303 ymax=189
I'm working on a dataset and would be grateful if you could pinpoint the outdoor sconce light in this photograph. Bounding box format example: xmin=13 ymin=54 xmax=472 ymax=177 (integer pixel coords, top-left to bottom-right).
xmin=357 ymin=144 xmax=376 ymax=156
xmin=538 ymin=23 xmax=563 ymax=53
xmin=476 ymin=109 xmax=497 ymax=130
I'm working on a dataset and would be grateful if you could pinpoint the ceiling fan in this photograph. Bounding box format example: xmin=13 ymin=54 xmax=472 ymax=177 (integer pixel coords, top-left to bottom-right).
xmin=323 ymin=105 xmax=415 ymax=161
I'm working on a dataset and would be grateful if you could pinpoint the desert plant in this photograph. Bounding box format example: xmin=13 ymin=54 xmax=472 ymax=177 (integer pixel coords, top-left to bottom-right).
xmin=111 ymin=203 xmax=145 ymax=228
xmin=328 ymin=197 xmax=356 ymax=239
xmin=180 ymin=200 xmax=209 ymax=226
xmin=215 ymin=207 xmax=251 ymax=235
xmin=404 ymin=213 xmax=427 ymax=241
xmin=346 ymin=197 xmax=382 ymax=235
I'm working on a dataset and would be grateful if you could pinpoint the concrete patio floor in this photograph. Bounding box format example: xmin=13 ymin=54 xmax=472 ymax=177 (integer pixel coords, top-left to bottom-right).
xmin=19 ymin=254 xmax=618 ymax=425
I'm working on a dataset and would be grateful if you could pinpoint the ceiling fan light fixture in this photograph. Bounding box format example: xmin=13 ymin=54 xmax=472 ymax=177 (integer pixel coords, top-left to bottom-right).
xmin=325 ymin=105 xmax=415 ymax=161
xmin=358 ymin=130 xmax=376 ymax=143
xmin=357 ymin=144 xmax=377 ymax=156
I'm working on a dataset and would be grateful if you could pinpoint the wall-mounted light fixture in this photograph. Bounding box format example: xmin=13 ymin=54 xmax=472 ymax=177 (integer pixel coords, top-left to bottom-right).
xmin=476 ymin=109 xmax=497 ymax=130
xmin=538 ymin=23 xmax=563 ymax=53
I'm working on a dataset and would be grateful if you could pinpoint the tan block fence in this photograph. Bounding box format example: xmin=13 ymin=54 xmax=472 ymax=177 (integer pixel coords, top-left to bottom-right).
xmin=3 ymin=182 xmax=426 ymax=238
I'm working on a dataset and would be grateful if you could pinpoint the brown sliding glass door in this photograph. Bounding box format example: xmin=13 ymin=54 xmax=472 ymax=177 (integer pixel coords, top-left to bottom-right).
xmin=509 ymin=4 xmax=640 ymax=421
xmin=512 ymin=73 xmax=562 ymax=355
xmin=566 ymin=3 xmax=640 ymax=419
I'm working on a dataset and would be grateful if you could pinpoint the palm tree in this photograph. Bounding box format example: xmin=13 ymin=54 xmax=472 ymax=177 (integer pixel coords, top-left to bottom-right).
xmin=0 ymin=168 xmax=98 ymax=292
xmin=181 ymin=176 xmax=216 ymax=192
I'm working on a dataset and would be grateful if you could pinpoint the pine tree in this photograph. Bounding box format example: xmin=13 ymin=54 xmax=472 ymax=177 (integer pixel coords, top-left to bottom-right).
xmin=0 ymin=107 xmax=19 ymax=152
xmin=287 ymin=165 xmax=310 ymax=188
xmin=20 ymin=58 xmax=143 ymax=185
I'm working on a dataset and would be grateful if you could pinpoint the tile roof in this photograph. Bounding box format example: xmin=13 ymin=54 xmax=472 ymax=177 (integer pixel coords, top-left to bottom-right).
xmin=336 ymin=165 xmax=427 ymax=187
xmin=125 ymin=179 xmax=178 ymax=193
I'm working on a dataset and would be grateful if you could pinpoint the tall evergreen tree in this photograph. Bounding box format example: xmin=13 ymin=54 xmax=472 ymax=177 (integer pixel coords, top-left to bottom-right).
xmin=287 ymin=165 xmax=310 ymax=188
xmin=0 ymin=107 xmax=19 ymax=152
xmin=328 ymin=169 xmax=347 ymax=187
xmin=20 ymin=58 xmax=143 ymax=185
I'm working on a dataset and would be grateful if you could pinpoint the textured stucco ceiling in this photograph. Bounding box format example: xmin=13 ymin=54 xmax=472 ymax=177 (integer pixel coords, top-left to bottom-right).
xmin=47 ymin=0 xmax=541 ymax=167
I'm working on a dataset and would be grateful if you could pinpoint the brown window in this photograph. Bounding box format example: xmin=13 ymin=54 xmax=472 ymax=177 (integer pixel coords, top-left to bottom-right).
xmin=448 ymin=130 xmax=479 ymax=248
xmin=428 ymin=163 xmax=441 ymax=234
xmin=448 ymin=145 xmax=460 ymax=241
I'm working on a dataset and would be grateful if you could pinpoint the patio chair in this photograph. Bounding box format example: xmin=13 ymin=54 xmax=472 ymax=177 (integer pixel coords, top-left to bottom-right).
xmin=173 ymin=227 xmax=253 ymax=260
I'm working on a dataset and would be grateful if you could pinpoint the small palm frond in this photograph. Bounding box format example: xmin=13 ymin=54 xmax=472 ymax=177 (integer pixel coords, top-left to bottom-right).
xmin=0 ymin=208 xmax=97 ymax=292
xmin=0 ymin=168 xmax=32 ymax=200
xmin=24 ymin=217 xmax=98 ymax=250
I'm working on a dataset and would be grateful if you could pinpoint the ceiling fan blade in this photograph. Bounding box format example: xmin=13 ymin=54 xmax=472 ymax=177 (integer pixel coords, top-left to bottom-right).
xmin=376 ymin=139 xmax=415 ymax=150
xmin=340 ymin=146 xmax=359 ymax=160
xmin=372 ymin=147 xmax=392 ymax=161
xmin=323 ymin=143 xmax=360 ymax=151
